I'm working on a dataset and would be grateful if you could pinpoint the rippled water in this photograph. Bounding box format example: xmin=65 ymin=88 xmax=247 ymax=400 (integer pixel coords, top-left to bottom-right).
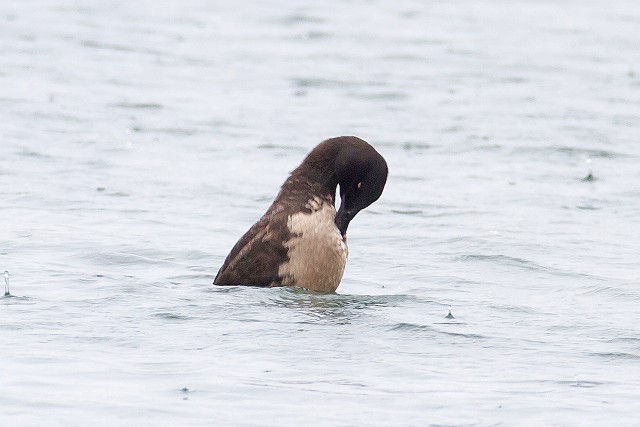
xmin=2 ymin=0 xmax=640 ymax=425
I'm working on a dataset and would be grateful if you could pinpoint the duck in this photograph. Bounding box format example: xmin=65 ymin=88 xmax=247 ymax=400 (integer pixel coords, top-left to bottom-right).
xmin=213 ymin=136 xmax=388 ymax=293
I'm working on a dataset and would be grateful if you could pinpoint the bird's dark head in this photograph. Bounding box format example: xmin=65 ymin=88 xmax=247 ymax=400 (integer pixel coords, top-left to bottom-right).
xmin=332 ymin=137 xmax=388 ymax=237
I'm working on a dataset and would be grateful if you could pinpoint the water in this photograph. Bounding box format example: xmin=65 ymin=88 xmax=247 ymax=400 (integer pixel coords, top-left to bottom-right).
xmin=3 ymin=271 xmax=9 ymax=296
xmin=1 ymin=0 xmax=640 ymax=425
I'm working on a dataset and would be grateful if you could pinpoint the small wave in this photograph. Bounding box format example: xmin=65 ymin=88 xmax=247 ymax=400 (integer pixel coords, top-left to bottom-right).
xmin=576 ymin=204 xmax=601 ymax=210
xmin=154 ymin=312 xmax=193 ymax=321
xmin=181 ymin=250 xmax=214 ymax=261
xmin=391 ymin=209 xmax=423 ymax=215
xmin=128 ymin=126 xmax=200 ymax=136
xmin=556 ymin=146 xmax=622 ymax=158
xmin=81 ymin=40 xmax=161 ymax=56
xmin=488 ymin=304 xmax=541 ymax=315
xmin=390 ymin=322 xmax=484 ymax=339
xmin=389 ymin=322 xmax=432 ymax=332
xmin=279 ymin=13 xmax=325 ymax=25
xmin=18 ymin=149 xmax=52 ymax=159
xmin=291 ymin=77 xmax=386 ymax=89
xmin=589 ymin=352 xmax=640 ymax=360
xmin=110 ymin=102 xmax=163 ymax=109
xmin=293 ymin=78 xmax=346 ymax=88
xmin=557 ymin=379 xmax=603 ymax=388
xmin=401 ymin=142 xmax=431 ymax=150
xmin=168 ymin=273 xmax=213 ymax=283
xmin=438 ymin=330 xmax=486 ymax=339
xmin=205 ymin=285 xmax=247 ymax=294
xmin=106 ymin=191 xmax=130 ymax=198
xmin=454 ymin=254 xmax=543 ymax=271
xmin=303 ymin=31 xmax=330 ymax=40
xmin=578 ymin=284 xmax=639 ymax=299
xmin=348 ymin=91 xmax=408 ymax=101
xmin=257 ymin=144 xmax=306 ymax=152
xmin=517 ymin=145 xmax=632 ymax=159
xmin=81 ymin=251 xmax=176 ymax=266
xmin=1 ymin=294 xmax=33 ymax=304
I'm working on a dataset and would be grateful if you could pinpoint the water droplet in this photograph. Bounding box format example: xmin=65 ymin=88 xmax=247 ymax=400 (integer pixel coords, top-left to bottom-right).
xmin=445 ymin=305 xmax=455 ymax=319
xmin=3 ymin=271 xmax=10 ymax=296
xmin=582 ymin=158 xmax=596 ymax=181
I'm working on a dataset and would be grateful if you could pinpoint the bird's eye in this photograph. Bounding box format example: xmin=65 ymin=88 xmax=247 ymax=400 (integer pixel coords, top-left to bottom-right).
xmin=356 ymin=182 xmax=363 ymax=190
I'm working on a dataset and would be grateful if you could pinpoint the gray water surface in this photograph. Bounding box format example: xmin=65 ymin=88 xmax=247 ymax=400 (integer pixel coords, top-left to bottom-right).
xmin=2 ymin=1 xmax=640 ymax=426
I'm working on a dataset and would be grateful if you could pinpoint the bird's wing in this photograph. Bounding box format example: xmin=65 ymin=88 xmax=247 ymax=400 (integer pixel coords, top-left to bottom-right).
xmin=213 ymin=208 xmax=291 ymax=286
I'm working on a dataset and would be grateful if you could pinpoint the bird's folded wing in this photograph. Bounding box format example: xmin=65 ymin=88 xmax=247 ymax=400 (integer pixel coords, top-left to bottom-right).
xmin=213 ymin=209 xmax=291 ymax=286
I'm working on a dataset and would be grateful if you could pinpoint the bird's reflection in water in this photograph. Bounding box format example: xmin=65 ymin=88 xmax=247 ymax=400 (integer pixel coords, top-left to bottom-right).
xmin=266 ymin=287 xmax=412 ymax=325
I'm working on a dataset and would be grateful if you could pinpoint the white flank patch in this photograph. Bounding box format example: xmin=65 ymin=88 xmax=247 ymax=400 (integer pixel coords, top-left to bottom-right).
xmin=278 ymin=199 xmax=348 ymax=292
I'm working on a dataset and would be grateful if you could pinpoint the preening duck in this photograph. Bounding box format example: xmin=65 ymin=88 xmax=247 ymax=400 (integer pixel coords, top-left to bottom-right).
xmin=213 ymin=136 xmax=388 ymax=293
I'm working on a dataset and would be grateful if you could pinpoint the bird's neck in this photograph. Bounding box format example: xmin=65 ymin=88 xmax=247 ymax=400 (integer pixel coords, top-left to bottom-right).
xmin=279 ymin=165 xmax=338 ymax=206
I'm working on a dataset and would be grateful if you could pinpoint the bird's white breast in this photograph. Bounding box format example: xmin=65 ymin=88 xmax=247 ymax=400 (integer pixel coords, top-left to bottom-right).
xmin=278 ymin=196 xmax=348 ymax=292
